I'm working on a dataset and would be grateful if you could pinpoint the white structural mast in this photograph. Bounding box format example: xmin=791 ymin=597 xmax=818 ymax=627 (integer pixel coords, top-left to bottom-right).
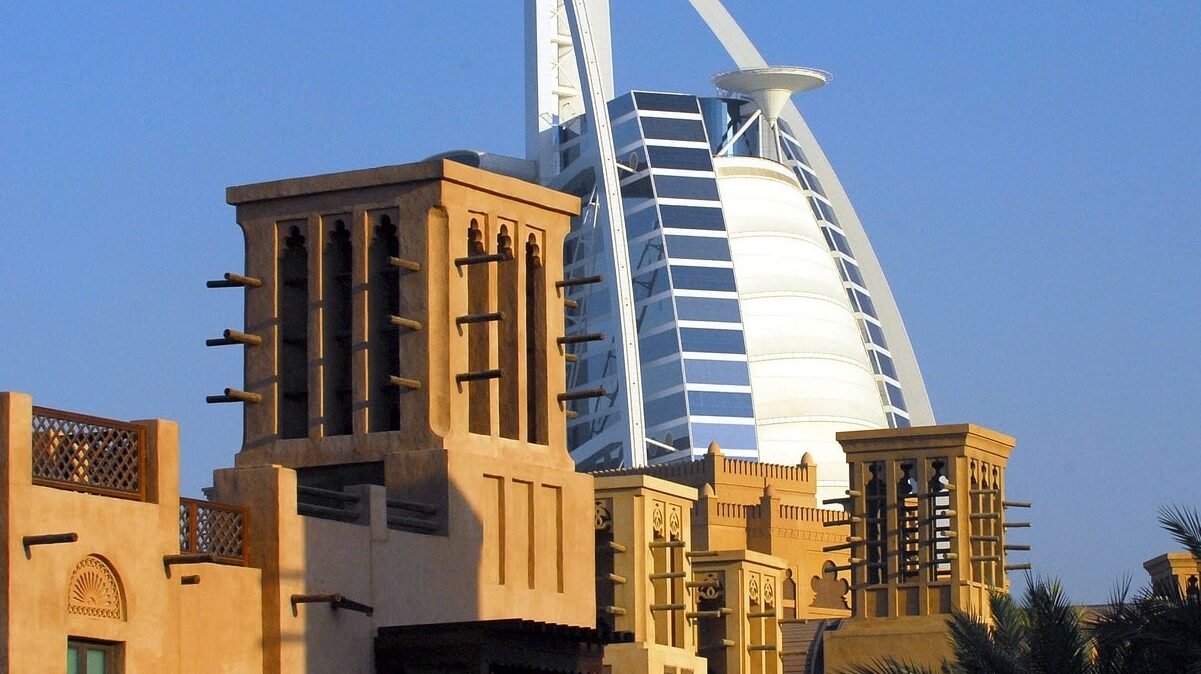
xmin=555 ymin=0 xmax=649 ymax=466
xmin=525 ymin=0 xmax=612 ymax=183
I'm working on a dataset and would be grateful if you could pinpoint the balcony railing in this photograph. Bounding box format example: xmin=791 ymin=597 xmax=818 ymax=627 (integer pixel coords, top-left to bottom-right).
xmin=31 ymin=406 xmax=146 ymax=501
xmin=179 ymin=498 xmax=248 ymax=566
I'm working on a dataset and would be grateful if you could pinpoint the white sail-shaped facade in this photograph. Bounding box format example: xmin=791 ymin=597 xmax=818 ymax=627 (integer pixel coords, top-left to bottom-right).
xmin=525 ymin=0 xmax=933 ymax=501
xmin=715 ymin=155 xmax=887 ymax=496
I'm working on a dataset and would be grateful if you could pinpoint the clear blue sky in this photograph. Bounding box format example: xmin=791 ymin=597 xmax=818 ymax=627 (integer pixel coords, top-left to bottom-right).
xmin=2 ymin=2 xmax=1198 ymax=603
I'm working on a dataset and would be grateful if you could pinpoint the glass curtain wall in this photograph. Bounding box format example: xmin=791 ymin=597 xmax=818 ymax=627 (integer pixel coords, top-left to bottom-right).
xmin=566 ymin=91 xmax=760 ymax=468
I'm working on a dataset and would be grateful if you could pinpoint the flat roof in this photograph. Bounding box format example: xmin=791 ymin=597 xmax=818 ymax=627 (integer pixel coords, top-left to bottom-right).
xmin=226 ymin=158 xmax=579 ymax=215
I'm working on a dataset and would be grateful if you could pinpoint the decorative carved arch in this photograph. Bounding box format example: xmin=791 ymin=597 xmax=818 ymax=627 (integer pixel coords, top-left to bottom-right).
xmin=810 ymin=560 xmax=850 ymax=610
xmin=67 ymin=555 xmax=126 ymax=621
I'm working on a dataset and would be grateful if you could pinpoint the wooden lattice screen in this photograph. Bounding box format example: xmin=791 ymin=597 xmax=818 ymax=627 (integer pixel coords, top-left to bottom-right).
xmin=31 ymin=406 xmax=146 ymax=501
xmin=179 ymin=498 xmax=248 ymax=565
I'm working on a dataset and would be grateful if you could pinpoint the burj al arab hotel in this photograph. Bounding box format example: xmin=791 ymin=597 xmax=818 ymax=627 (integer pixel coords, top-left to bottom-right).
xmin=502 ymin=0 xmax=933 ymax=501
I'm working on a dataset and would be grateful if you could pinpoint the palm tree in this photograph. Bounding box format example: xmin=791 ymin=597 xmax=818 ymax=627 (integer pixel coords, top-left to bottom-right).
xmin=842 ymin=506 xmax=1201 ymax=674
xmin=1158 ymin=505 xmax=1201 ymax=561
xmin=1091 ymin=505 xmax=1201 ymax=674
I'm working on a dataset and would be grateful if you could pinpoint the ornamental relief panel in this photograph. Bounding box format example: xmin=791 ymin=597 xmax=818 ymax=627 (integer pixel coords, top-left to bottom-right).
xmin=747 ymin=575 xmax=761 ymax=606
xmin=810 ymin=560 xmax=850 ymax=610
xmin=652 ymin=500 xmax=665 ymax=537
xmin=695 ymin=571 xmax=723 ymax=601
xmin=67 ymin=555 xmax=125 ymax=621
xmin=668 ymin=505 xmax=681 ymax=540
xmin=745 ymin=526 xmax=845 ymax=543
xmin=762 ymin=576 xmax=776 ymax=609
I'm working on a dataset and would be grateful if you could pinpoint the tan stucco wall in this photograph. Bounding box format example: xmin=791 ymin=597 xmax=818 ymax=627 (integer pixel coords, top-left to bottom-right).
xmin=652 ymin=452 xmax=852 ymax=622
xmin=1144 ymin=551 xmax=1201 ymax=597
xmin=824 ymin=424 xmax=1021 ymax=673
xmin=2 ymin=394 xmax=181 ymax=672
xmin=1 ymin=392 xmax=263 ymax=674
xmin=695 ymin=498 xmax=850 ymax=621
xmin=179 ymin=563 xmax=264 ymax=674
xmin=208 ymin=159 xmax=593 ymax=673
xmin=212 ymin=445 xmax=595 ymax=673
xmin=823 ymin=614 xmax=951 ymax=673
xmin=595 ymin=475 xmax=699 ymax=646
xmin=604 ymin=642 xmax=708 ymax=674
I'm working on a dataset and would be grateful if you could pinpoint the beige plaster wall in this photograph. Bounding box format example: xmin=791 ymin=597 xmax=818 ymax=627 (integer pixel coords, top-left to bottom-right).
xmin=604 ymin=642 xmax=708 ymax=674
xmin=178 ymin=563 xmax=264 ymax=674
xmin=213 ymin=444 xmax=595 ymax=673
xmin=1144 ymin=551 xmax=1201 ymax=597
xmin=594 ymin=475 xmax=699 ymax=646
xmin=2 ymin=393 xmax=263 ymax=674
xmin=384 ymin=449 xmax=595 ymax=626
xmin=689 ymin=478 xmax=851 ymax=621
xmin=211 ymin=159 xmax=592 ymax=673
xmin=824 ymin=424 xmax=1021 ymax=673
xmin=823 ymin=615 xmax=951 ymax=673
xmin=2 ymin=394 xmax=181 ymax=672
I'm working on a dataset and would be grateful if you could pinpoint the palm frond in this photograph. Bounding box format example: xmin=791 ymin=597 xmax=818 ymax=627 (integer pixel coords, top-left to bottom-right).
xmin=1090 ymin=577 xmax=1143 ymax=674
xmin=1022 ymin=578 xmax=1095 ymax=674
xmin=1137 ymin=585 xmax=1201 ymax=672
xmin=988 ymin=590 xmax=1028 ymax=658
xmin=947 ymin=606 xmax=1020 ymax=674
xmin=840 ymin=657 xmax=940 ymax=674
xmin=1158 ymin=505 xmax=1201 ymax=561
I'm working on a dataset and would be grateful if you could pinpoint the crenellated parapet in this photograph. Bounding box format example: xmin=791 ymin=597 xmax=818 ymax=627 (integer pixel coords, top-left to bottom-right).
xmin=594 ymin=442 xmax=853 ymax=630
xmin=593 ymin=441 xmax=816 ymax=509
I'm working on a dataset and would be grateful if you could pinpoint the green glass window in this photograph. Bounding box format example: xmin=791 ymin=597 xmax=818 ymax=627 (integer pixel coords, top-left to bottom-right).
xmin=67 ymin=639 xmax=117 ymax=674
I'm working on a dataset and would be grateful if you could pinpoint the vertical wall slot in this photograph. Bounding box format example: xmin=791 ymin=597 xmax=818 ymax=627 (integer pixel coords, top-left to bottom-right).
xmin=927 ymin=458 xmax=953 ymax=581
xmin=467 ymin=218 xmax=491 ymax=435
xmin=525 ymin=235 xmax=548 ymax=444
xmin=278 ymin=223 xmax=309 ymax=439
xmin=497 ymin=224 xmax=519 ymax=440
xmin=865 ymin=461 xmax=887 ymax=584
xmin=323 ymin=217 xmax=353 ymax=436
xmin=369 ymin=212 xmax=402 ymax=432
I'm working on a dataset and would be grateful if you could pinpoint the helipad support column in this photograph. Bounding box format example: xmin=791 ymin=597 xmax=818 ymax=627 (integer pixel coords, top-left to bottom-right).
xmin=712 ymin=66 xmax=831 ymax=162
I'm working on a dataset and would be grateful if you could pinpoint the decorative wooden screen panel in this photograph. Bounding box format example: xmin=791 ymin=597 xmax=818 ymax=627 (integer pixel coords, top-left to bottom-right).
xmin=179 ymin=498 xmax=248 ymax=565
xmin=31 ymin=407 xmax=145 ymax=501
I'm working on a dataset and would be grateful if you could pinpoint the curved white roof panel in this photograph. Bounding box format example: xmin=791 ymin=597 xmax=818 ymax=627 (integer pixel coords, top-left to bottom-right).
xmin=716 ymin=155 xmax=886 ymax=498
